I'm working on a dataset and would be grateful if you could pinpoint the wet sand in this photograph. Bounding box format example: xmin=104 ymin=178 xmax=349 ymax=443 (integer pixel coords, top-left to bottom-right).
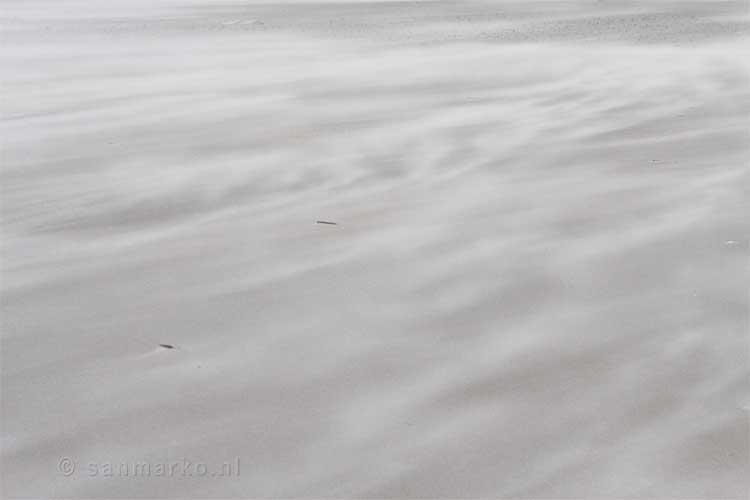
xmin=2 ymin=1 xmax=749 ymax=497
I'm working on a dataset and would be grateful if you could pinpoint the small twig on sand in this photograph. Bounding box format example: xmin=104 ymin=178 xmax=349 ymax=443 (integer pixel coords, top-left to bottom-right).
xmin=158 ymin=344 xmax=175 ymax=350
xmin=316 ymin=221 xmax=337 ymax=225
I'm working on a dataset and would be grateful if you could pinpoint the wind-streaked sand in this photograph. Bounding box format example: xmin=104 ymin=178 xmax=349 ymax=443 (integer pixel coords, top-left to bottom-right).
xmin=2 ymin=1 xmax=749 ymax=497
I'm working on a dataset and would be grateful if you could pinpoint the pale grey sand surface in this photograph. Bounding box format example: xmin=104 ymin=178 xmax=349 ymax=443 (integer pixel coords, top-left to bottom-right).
xmin=2 ymin=1 xmax=749 ymax=498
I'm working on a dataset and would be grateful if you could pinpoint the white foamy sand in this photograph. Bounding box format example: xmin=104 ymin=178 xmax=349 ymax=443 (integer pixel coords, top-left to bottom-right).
xmin=2 ymin=1 xmax=749 ymax=497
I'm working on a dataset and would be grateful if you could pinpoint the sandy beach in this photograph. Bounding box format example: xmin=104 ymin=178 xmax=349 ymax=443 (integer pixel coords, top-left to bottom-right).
xmin=2 ymin=1 xmax=749 ymax=497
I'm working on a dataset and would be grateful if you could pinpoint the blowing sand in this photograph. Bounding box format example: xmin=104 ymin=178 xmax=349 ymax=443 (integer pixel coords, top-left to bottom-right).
xmin=2 ymin=1 xmax=749 ymax=497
